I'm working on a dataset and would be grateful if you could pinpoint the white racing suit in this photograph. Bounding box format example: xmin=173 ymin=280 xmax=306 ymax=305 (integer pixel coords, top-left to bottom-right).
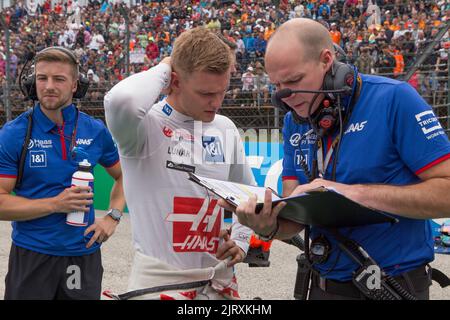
xmin=104 ymin=63 xmax=255 ymax=300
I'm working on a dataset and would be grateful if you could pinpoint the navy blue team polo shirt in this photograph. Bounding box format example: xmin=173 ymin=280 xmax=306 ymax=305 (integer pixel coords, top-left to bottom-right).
xmin=0 ymin=104 xmax=119 ymax=256
xmin=282 ymin=74 xmax=450 ymax=281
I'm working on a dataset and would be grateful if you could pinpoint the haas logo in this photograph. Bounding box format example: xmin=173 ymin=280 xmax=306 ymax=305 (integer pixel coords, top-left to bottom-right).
xmin=344 ymin=121 xmax=368 ymax=134
xmin=166 ymin=197 xmax=222 ymax=253
xmin=163 ymin=126 xmax=173 ymax=138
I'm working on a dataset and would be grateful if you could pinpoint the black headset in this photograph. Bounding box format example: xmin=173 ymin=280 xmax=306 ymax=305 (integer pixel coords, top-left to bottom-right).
xmin=271 ymin=60 xmax=355 ymax=115
xmin=20 ymin=46 xmax=90 ymax=101
xmin=271 ymin=60 xmax=356 ymax=135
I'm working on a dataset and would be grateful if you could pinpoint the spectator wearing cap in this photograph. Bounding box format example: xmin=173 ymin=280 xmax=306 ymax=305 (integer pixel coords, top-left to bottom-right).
xmin=86 ymin=68 xmax=102 ymax=106
xmin=254 ymin=32 xmax=267 ymax=60
xmin=330 ymin=23 xmax=342 ymax=46
xmin=234 ymin=31 xmax=245 ymax=58
xmin=241 ymin=66 xmax=256 ymax=106
xmin=87 ymin=68 xmax=100 ymax=83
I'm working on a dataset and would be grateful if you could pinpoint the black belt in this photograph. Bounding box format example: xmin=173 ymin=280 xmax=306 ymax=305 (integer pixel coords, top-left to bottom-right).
xmin=311 ymin=265 xmax=432 ymax=299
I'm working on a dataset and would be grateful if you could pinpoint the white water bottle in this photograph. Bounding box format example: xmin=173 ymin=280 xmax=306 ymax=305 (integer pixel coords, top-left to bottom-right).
xmin=66 ymin=159 xmax=94 ymax=227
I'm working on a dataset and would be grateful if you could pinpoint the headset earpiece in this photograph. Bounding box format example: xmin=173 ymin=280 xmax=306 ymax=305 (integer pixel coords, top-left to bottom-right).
xmin=74 ymin=73 xmax=90 ymax=99
xmin=322 ymin=61 xmax=354 ymax=97
xmin=22 ymin=73 xmax=37 ymax=101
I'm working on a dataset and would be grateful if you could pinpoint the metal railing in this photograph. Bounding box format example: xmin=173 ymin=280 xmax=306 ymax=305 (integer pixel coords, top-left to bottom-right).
xmin=1 ymin=64 xmax=449 ymax=133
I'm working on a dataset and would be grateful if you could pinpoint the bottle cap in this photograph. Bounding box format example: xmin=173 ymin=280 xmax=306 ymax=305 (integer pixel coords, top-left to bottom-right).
xmin=78 ymin=159 xmax=91 ymax=170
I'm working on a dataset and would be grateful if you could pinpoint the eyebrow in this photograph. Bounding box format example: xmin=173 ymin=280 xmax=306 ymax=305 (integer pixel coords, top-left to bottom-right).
xmin=36 ymin=73 xmax=68 ymax=79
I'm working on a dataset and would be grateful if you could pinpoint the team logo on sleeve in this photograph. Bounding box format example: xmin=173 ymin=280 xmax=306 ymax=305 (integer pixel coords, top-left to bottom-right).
xmin=166 ymin=197 xmax=222 ymax=253
xmin=202 ymin=136 xmax=225 ymax=163
xmin=415 ymin=110 xmax=445 ymax=139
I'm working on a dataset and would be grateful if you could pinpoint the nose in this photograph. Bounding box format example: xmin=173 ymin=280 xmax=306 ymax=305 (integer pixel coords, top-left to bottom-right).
xmin=44 ymin=78 xmax=56 ymax=91
xmin=210 ymin=93 xmax=224 ymax=109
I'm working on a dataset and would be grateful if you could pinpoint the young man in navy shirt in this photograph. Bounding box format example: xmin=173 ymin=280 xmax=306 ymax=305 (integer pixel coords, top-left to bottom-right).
xmin=220 ymin=18 xmax=450 ymax=300
xmin=0 ymin=47 xmax=125 ymax=299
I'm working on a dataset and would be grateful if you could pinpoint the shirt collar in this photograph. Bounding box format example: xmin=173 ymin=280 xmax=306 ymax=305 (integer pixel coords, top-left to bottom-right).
xmin=34 ymin=103 xmax=77 ymax=133
xmin=158 ymin=99 xmax=194 ymax=123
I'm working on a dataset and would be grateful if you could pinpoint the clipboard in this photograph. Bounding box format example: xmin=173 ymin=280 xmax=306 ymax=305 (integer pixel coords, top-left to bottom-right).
xmin=188 ymin=172 xmax=280 ymax=207
xmin=187 ymin=173 xmax=398 ymax=228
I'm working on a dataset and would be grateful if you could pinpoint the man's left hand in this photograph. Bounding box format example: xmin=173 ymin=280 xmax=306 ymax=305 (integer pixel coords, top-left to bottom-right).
xmin=84 ymin=216 xmax=119 ymax=248
xmin=216 ymin=229 xmax=245 ymax=268
xmin=291 ymin=178 xmax=359 ymax=202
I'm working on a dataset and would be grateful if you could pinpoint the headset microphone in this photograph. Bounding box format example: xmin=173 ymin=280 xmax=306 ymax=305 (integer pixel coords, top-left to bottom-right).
xmin=274 ymin=87 xmax=352 ymax=100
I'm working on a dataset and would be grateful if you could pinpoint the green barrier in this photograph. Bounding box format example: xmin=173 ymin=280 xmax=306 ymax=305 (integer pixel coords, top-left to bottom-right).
xmin=93 ymin=165 xmax=128 ymax=212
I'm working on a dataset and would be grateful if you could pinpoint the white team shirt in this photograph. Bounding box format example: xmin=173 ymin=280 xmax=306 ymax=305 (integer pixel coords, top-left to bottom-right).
xmin=104 ymin=63 xmax=255 ymax=270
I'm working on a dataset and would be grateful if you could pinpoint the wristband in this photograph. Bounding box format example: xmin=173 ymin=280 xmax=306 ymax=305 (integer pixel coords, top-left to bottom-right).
xmin=256 ymin=221 xmax=279 ymax=241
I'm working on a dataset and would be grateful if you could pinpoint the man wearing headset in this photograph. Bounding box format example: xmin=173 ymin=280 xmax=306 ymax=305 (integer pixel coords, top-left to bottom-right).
xmin=220 ymin=18 xmax=450 ymax=300
xmin=0 ymin=47 xmax=125 ymax=299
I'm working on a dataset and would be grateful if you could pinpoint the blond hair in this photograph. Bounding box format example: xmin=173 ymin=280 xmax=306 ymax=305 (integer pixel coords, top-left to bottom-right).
xmin=35 ymin=47 xmax=79 ymax=79
xmin=171 ymin=27 xmax=231 ymax=76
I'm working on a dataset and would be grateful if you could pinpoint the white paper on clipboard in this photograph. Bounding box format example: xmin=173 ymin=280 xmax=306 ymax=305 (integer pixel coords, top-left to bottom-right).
xmin=188 ymin=172 xmax=281 ymax=207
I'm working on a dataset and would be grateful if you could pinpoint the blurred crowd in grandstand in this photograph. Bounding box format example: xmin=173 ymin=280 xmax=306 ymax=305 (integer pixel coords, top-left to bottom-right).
xmin=0 ymin=0 xmax=449 ymax=110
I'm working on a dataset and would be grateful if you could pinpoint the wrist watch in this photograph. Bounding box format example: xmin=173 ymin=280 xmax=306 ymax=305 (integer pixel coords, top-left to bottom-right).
xmin=106 ymin=208 xmax=123 ymax=222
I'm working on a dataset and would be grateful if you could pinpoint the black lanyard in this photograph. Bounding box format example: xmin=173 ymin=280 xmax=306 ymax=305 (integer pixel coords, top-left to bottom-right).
xmin=15 ymin=107 xmax=79 ymax=189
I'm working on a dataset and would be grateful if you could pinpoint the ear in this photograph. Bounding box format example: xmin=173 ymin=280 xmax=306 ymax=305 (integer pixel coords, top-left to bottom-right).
xmin=72 ymin=79 xmax=78 ymax=94
xmin=319 ymin=49 xmax=334 ymax=73
xmin=170 ymin=71 xmax=181 ymax=92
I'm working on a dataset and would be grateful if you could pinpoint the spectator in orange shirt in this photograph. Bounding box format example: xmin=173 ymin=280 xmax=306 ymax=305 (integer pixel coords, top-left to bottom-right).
xmin=393 ymin=46 xmax=405 ymax=78
xmin=264 ymin=23 xmax=275 ymax=41
xmin=389 ymin=18 xmax=401 ymax=31
xmin=329 ymin=22 xmax=341 ymax=45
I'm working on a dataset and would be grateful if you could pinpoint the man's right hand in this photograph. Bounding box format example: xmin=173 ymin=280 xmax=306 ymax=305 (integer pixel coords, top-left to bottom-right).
xmin=160 ymin=56 xmax=171 ymax=67
xmin=52 ymin=186 xmax=94 ymax=213
xmin=219 ymin=189 xmax=286 ymax=237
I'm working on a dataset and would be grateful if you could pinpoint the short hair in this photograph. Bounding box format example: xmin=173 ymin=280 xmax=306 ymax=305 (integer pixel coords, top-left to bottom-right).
xmin=35 ymin=47 xmax=79 ymax=79
xmin=171 ymin=27 xmax=231 ymax=76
